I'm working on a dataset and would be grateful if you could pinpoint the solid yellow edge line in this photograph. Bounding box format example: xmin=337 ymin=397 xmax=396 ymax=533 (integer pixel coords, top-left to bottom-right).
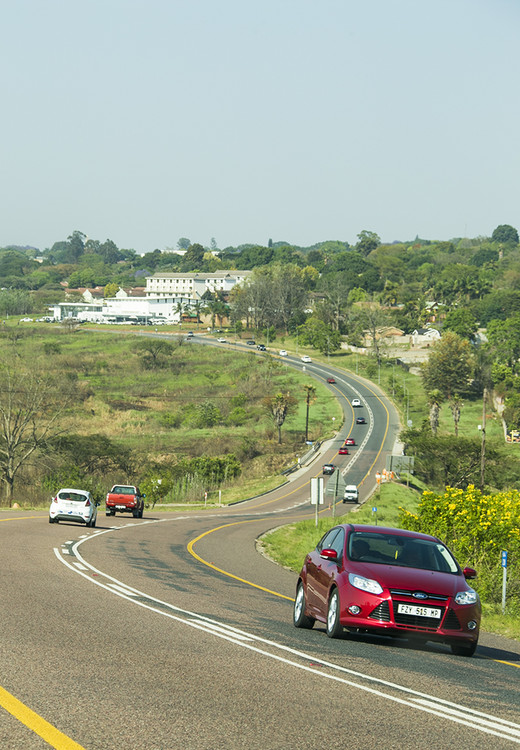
xmin=187 ymin=520 xmax=294 ymax=601
xmin=494 ymin=660 xmax=520 ymax=669
xmin=0 ymin=685 xmax=86 ymax=749
xmin=0 ymin=516 xmax=43 ymax=522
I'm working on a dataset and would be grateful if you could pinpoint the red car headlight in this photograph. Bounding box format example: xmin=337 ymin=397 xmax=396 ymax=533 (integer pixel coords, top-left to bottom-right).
xmin=455 ymin=589 xmax=478 ymax=605
xmin=348 ymin=572 xmax=383 ymax=595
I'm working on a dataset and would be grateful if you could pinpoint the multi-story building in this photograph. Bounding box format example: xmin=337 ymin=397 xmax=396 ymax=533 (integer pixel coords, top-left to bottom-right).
xmin=145 ymin=271 xmax=252 ymax=301
xmin=51 ymin=271 xmax=251 ymax=324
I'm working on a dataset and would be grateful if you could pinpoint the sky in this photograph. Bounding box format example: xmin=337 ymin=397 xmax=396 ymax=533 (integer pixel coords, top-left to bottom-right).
xmin=2 ymin=0 xmax=519 ymax=253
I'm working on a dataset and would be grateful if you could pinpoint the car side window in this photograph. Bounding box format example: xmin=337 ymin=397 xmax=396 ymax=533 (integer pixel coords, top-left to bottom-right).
xmin=317 ymin=528 xmax=340 ymax=552
xmin=329 ymin=528 xmax=345 ymax=561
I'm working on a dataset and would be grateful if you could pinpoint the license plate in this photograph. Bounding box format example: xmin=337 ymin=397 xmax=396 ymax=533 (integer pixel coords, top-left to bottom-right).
xmin=397 ymin=603 xmax=441 ymax=618
xmin=116 ymin=505 xmax=127 ymax=510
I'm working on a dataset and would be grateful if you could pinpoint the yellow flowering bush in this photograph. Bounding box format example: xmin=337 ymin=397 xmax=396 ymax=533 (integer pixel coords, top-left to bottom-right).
xmin=399 ymin=486 xmax=520 ymax=609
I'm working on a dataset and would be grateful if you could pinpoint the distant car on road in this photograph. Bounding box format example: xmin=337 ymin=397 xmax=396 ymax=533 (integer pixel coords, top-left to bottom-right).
xmin=301 ymin=355 xmax=312 ymax=363
xmin=322 ymin=463 xmax=336 ymax=475
xmin=279 ymin=349 xmax=288 ymax=357
xmin=345 ymin=438 xmax=356 ymax=446
xmin=356 ymin=416 xmax=367 ymax=425
xmin=49 ymin=488 xmax=98 ymax=527
xmin=327 ymin=377 xmax=335 ymax=383
xmin=217 ymin=337 xmax=227 ymax=343
xmin=186 ymin=331 xmax=194 ymax=338
xmin=246 ymin=340 xmax=256 ymax=346
xmin=343 ymin=485 xmax=359 ymax=503
xmin=257 ymin=344 xmax=266 ymax=351
xmin=351 ymin=398 xmax=361 ymax=407
xmin=338 ymin=446 xmax=349 ymax=455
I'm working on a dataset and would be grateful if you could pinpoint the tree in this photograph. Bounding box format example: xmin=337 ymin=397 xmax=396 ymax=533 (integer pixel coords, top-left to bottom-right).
xmin=450 ymin=395 xmax=463 ymax=437
xmin=427 ymin=389 xmax=443 ymax=436
xmin=351 ymin=302 xmax=392 ymax=364
xmin=421 ymin=332 xmax=474 ymax=401
xmin=303 ymin=385 xmax=317 ymax=442
xmin=104 ymin=282 xmax=119 ymax=298
xmin=486 ymin=314 xmax=520 ymax=370
xmin=400 ymin=428 xmax=505 ymax=490
xmin=491 ymin=224 xmax=519 ymax=244
xmin=177 ymin=237 xmax=191 ymax=250
xmin=298 ymin=318 xmax=342 ymax=355
xmin=180 ymin=243 xmax=204 ymax=271
xmin=132 ymin=339 xmax=176 ymax=369
xmin=442 ymin=308 xmax=478 ymax=341
xmin=503 ymin=393 xmax=520 ymax=431
xmin=0 ymin=364 xmax=79 ymax=505
xmin=263 ymin=392 xmax=297 ymax=444
xmin=356 ymin=230 xmax=381 ymax=256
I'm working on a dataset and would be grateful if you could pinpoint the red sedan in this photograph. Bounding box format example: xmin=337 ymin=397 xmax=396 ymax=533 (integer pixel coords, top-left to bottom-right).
xmin=338 ymin=446 xmax=349 ymax=455
xmin=293 ymin=524 xmax=481 ymax=656
xmin=345 ymin=438 xmax=355 ymax=446
xmin=327 ymin=377 xmax=335 ymax=384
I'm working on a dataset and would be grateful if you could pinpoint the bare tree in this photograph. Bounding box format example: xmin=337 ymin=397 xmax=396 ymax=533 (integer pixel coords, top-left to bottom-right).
xmin=0 ymin=364 xmax=79 ymax=505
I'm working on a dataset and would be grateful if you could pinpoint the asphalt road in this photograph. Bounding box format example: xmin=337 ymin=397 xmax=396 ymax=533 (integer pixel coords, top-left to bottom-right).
xmin=1 ymin=355 xmax=519 ymax=749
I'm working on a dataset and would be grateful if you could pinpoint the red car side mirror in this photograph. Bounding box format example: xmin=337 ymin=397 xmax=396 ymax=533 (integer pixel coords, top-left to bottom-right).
xmin=320 ymin=548 xmax=338 ymax=561
xmin=463 ymin=567 xmax=477 ymax=580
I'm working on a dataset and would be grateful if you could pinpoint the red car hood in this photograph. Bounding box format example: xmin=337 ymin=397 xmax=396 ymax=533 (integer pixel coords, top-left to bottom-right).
xmin=351 ymin=563 xmax=467 ymax=596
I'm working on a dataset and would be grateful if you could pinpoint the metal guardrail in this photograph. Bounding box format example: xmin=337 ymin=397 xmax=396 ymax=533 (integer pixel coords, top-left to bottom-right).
xmin=281 ymin=440 xmax=323 ymax=475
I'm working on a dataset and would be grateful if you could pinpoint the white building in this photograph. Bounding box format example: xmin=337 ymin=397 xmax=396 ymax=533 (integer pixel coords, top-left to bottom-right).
xmin=51 ymin=271 xmax=251 ymax=323
xmin=145 ymin=271 xmax=252 ymax=300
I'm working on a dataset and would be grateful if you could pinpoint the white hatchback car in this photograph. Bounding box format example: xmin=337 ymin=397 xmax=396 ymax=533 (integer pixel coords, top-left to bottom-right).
xmin=279 ymin=349 xmax=288 ymax=357
xmin=301 ymin=355 xmax=312 ymax=363
xmin=351 ymin=398 xmax=362 ymax=407
xmin=49 ymin=488 xmax=98 ymax=527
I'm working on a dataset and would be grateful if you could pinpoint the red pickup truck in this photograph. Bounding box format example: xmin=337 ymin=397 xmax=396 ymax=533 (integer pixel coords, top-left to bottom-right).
xmin=105 ymin=485 xmax=145 ymax=518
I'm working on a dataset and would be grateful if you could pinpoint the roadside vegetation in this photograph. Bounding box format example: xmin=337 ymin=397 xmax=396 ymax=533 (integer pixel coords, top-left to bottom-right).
xmin=0 ymin=325 xmax=341 ymax=508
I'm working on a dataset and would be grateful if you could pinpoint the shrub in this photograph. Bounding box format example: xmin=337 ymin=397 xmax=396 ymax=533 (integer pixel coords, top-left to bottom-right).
xmin=399 ymin=486 xmax=520 ymax=611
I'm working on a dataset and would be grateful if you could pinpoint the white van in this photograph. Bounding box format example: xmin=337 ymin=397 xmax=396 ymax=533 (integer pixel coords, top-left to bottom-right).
xmin=343 ymin=485 xmax=359 ymax=503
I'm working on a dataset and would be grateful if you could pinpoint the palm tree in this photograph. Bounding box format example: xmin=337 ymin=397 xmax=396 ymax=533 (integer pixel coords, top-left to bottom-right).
xmin=450 ymin=395 xmax=463 ymax=437
xmin=263 ymin=392 xmax=297 ymax=444
xmin=175 ymin=301 xmax=185 ymax=324
xmin=193 ymin=300 xmax=204 ymax=329
xmin=428 ymin=389 xmax=443 ymax=436
xmin=303 ymin=384 xmax=317 ymax=442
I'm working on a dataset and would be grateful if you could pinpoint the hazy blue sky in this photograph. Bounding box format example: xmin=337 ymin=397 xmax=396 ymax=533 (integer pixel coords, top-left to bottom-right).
xmin=2 ymin=0 xmax=519 ymax=253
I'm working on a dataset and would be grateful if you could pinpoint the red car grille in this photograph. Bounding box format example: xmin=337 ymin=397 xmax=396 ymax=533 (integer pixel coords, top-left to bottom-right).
xmin=394 ymin=606 xmax=446 ymax=630
xmin=367 ymin=593 xmax=462 ymax=632
xmin=368 ymin=602 xmax=391 ymax=622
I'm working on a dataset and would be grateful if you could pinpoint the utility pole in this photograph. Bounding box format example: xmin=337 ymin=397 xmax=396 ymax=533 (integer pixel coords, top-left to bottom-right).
xmin=480 ymin=388 xmax=487 ymax=490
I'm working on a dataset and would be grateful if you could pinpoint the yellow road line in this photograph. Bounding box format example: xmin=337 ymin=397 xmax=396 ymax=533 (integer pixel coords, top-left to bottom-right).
xmin=187 ymin=520 xmax=294 ymax=601
xmin=0 ymin=685 xmax=86 ymax=749
xmin=0 ymin=516 xmax=43 ymax=522
xmin=494 ymin=659 xmax=520 ymax=669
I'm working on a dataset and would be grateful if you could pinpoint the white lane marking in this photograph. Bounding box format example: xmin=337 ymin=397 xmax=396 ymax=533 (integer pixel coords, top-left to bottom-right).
xmin=187 ymin=620 xmax=253 ymax=642
xmin=412 ymin=699 xmax=520 ymax=736
xmin=53 ymin=541 xmax=520 ymax=744
xmin=73 ymin=562 xmax=88 ymax=570
xmin=105 ymin=583 xmax=138 ymax=596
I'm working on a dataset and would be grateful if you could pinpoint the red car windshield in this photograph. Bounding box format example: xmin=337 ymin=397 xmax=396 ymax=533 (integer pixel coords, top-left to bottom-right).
xmin=348 ymin=532 xmax=459 ymax=574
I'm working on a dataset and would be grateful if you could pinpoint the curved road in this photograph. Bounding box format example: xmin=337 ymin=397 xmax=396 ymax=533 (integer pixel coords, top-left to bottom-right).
xmin=1 ymin=352 xmax=519 ymax=749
